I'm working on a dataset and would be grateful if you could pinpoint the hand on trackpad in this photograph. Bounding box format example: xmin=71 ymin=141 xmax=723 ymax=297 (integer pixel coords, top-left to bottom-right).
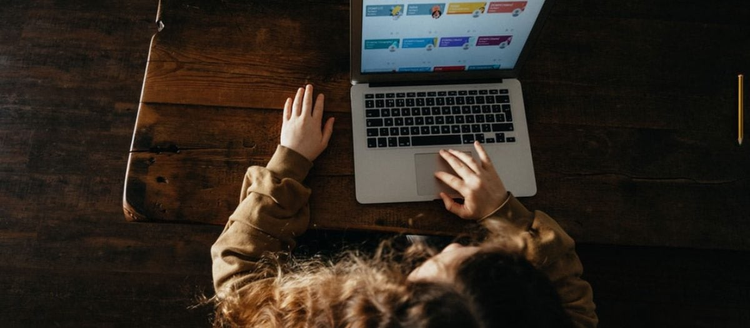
xmin=415 ymin=152 xmax=465 ymax=197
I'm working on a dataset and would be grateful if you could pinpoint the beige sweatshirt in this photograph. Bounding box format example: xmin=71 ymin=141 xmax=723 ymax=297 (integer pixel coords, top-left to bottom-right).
xmin=211 ymin=145 xmax=598 ymax=327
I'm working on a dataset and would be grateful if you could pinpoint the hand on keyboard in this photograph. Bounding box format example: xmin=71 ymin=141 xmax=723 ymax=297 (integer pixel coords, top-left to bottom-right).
xmin=434 ymin=142 xmax=509 ymax=220
xmin=280 ymin=84 xmax=335 ymax=162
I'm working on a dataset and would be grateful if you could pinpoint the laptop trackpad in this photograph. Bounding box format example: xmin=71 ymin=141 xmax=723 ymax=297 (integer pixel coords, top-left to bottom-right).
xmin=415 ymin=153 xmax=460 ymax=197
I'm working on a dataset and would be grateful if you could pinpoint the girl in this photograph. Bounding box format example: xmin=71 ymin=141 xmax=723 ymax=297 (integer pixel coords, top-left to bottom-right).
xmin=211 ymin=85 xmax=598 ymax=327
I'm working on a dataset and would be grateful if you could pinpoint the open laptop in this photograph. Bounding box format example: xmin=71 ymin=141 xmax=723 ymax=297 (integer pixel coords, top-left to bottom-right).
xmin=350 ymin=0 xmax=553 ymax=204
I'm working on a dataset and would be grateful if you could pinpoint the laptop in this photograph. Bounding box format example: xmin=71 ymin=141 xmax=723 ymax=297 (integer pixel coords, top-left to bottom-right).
xmin=350 ymin=0 xmax=554 ymax=204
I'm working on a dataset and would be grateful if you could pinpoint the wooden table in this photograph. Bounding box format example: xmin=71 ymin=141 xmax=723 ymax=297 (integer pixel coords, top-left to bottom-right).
xmin=124 ymin=0 xmax=750 ymax=250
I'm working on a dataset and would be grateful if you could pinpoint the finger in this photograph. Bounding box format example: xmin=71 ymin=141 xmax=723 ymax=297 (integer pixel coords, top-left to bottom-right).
xmin=313 ymin=93 xmax=325 ymax=121
xmin=474 ymin=141 xmax=493 ymax=169
xmin=447 ymin=149 xmax=480 ymax=173
xmin=302 ymin=84 xmax=313 ymax=117
xmin=439 ymin=149 xmax=475 ymax=179
xmin=283 ymin=98 xmax=292 ymax=120
xmin=439 ymin=192 xmax=470 ymax=219
xmin=293 ymin=87 xmax=304 ymax=116
xmin=434 ymin=171 xmax=465 ymax=194
xmin=321 ymin=117 xmax=335 ymax=147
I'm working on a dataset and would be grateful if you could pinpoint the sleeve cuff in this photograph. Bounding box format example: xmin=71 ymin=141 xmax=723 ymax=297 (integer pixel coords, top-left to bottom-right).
xmin=266 ymin=145 xmax=314 ymax=182
xmin=479 ymin=192 xmax=535 ymax=230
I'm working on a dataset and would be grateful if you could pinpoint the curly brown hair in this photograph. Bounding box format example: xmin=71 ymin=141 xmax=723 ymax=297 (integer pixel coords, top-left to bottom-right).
xmin=211 ymin=239 xmax=571 ymax=328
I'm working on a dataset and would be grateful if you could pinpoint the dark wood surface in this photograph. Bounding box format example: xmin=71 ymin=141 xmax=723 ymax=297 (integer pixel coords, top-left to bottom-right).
xmin=125 ymin=0 xmax=750 ymax=250
xmin=2 ymin=0 xmax=750 ymax=326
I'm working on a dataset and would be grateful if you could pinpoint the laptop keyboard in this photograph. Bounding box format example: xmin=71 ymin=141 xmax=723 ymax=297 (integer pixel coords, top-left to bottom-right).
xmin=364 ymin=89 xmax=516 ymax=148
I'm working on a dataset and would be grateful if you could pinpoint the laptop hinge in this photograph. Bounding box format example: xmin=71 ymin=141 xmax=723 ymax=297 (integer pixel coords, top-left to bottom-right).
xmin=369 ymin=79 xmax=503 ymax=88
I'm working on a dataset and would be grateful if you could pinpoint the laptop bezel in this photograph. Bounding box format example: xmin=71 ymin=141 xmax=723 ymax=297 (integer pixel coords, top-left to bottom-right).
xmin=350 ymin=0 xmax=555 ymax=85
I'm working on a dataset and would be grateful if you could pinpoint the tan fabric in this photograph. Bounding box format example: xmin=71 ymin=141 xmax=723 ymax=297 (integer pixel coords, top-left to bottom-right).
xmin=211 ymin=145 xmax=598 ymax=327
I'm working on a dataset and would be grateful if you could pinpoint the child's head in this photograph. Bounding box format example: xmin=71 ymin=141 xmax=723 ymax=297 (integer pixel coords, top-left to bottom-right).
xmin=212 ymin=241 xmax=571 ymax=327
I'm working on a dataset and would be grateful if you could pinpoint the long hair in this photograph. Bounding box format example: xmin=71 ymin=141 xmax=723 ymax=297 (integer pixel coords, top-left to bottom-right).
xmin=211 ymin=238 xmax=571 ymax=327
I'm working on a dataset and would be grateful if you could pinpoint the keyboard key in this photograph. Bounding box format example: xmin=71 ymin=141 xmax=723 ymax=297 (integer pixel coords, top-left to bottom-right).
xmin=399 ymin=137 xmax=411 ymax=147
xmin=446 ymin=97 xmax=455 ymax=105
xmin=378 ymin=137 xmax=387 ymax=147
xmin=390 ymin=127 xmax=399 ymax=135
xmin=412 ymin=108 xmax=421 ymax=116
xmin=499 ymin=89 xmax=509 ymax=94
xmin=479 ymin=90 xmax=488 ymax=95
xmin=466 ymin=115 xmax=475 ymax=123
xmin=376 ymin=93 xmax=385 ymax=98
xmin=446 ymin=116 xmax=455 ymax=124
xmin=421 ymin=107 xmax=431 ymax=115
xmin=431 ymin=126 xmax=440 ymax=134
xmin=492 ymin=123 xmax=514 ymax=131
xmin=472 ymin=124 xmax=480 ymax=132
xmin=486 ymin=114 xmax=495 ymax=122
xmin=412 ymin=135 xmax=462 ymax=146
xmin=475 ymin=133 xmax=485 ymax=143
xmin=466 ymin=97 xmax=475 ymax=104
xmin=456 ymin=116 xmax=465 ymax=124
xmin=451 ymin=125 xmax=461 ymax=133
xmin=441 ymin=125 xmax=451 ymax=134
xmin=496 ymin=133 xmax=505 ymax=142
xmin=376 ymin=100 xmax=384 ymax=107
xmin=388 ymin=137 xmax=397 ymax=147
xmin=417 ymin=92 xmax=426 ymax=97
xmin=482 ymin=105 xmax=491 ymax=113
xmin=365 ymin=100 xmax=375 ymax=108
xmin=489 ymin=89 xmax=499 ymax=94
xmin=384 ymin=118 xmax=394 ymax=126
xmin=456 ymin=97 xmax=465 ymax=105
xmin=396 ymin=99 xmax=405 ymax=107
xmin=496 ymin=114 xmax=505 ymax=122
xmin=396 ymin=92 xmax=406 ymax=98
xmin=407 ymin=92 xmax=416 ymax=97
xmin=426 ymin=98 xmax=435 ymax=106
xmin=427 ymin=91 xmax=437 ymax=97
xmin=482 ymin=124 xmax=491 ymax=132
xmin=385 ymin=93 xmax=395 ymax=98
xmin=386 ymin=99 xmax=395 ymax=107
xmin=472 ymin=105 xmax=481 ymax=114
xmin=458 ymin=90 xmax=468 ymax=95
xmin=462 ymin=106 xmax=471 ymax=114
xmin=416 ymin=117 xmax=424 ymax=125
xmin=462 ymin=134 xmax=475 ymax=144
xmin=487 ymin=138 xmax=496 ymax=143
xmin=365 ymin=94 xmax=375 ymax=99
xmin=436 ymin=98 xmax=445 ymax=105
xmin=475 ymin=115 xmax=484 ymax=123
xmin=507 ymin=137 xmax=516 ymax=142
xmin=461 ymin=125 xmax=471 ymax=133
xmin=485 ymin=95 xmax=495 ymax=104
xmin=395 ymin=117 xmax=404 ymax=126
xmin=425 ymin=117 xmax=435 ymax=125
xmin=367 ymin=128 xmax=378 ymax=136
xmin=366 ymin=109 xmax=379 ymax=117
xmin=496 ymin=95 xmax=510 ymax=103
xmin=448 ymin=91 xmax=458 ymax=96
xmin=436 ymin=116 xmax=445 ymax=124
xmin=468 ymin=90 xmax=478 ymax=95
xmin=431 ymin=107 xmax=440 ymax=115
xmin=441 ymin=107 xmax=451 ymax=115
xmin=405 ymin=117 xmax=414 ymax=125
xmin=406 ymin=98 xmax=415 ymax=106
xmin=368 ymin=138 xmax=377 ymax=148
xmin=411 ymin=127 xmax=420 ymax=135
xmin=417 ymin=98 xmax=425 ymax=106
xmin=475 ymin=96 xmax=485 ymax=104
xmin=502 ymin=104 xmax=513 ymax=121
xmin=401 ymin=127 xmax=410 ymax=135
xmin=492 ymin=105 xmax=502 ymax=113
xmin=380 ymin=127 xmax=389 ymax=136
xmin=367 ymin=119 xmax=383 ymax=127
xmin=421 ymin=126 xmax=430 ymax=134
xmin=381 ymin=108 xmax=390 ymax=117
xmin=438 ymin=91 xmax=447 ymax=96
xmin=392 ymin=108 xmax=401 ymax=116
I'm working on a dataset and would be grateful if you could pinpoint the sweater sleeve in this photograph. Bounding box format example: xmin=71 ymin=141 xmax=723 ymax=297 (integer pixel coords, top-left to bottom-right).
xmin=480 ymin=194 xmax=599 ymax=328
xmin=210 ymin=145 xmax=313 ymax=297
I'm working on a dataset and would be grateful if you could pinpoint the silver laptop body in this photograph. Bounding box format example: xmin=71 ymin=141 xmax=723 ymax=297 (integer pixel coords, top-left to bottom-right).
xmin=350 ymin=0 xmax=554 ymax=204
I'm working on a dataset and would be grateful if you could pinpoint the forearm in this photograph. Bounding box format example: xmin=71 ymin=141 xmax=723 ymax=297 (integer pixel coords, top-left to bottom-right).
xmin=211 ymin=145 xmax=313 ymax=295
xmin=480 ymin=195 xmax=598 ymax=328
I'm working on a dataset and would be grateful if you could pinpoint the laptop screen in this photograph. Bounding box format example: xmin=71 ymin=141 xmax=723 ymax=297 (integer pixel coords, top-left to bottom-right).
xmin=360 ymin=1 xmax=546 ymax=74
